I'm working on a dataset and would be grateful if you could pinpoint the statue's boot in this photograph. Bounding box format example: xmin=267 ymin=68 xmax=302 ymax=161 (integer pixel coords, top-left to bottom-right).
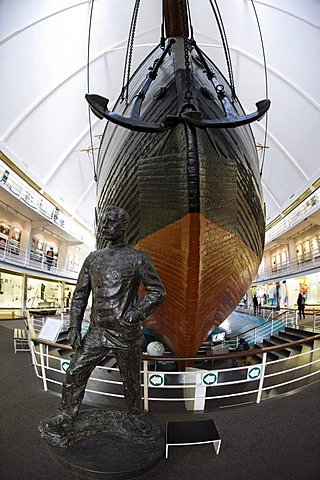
xmin=39 ymin=409 xmax=74 ymax=436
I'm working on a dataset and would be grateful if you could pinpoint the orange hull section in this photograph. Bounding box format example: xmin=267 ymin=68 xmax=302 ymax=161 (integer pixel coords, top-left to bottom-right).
xmin=135 ymin=213 xmax=259 ymax=357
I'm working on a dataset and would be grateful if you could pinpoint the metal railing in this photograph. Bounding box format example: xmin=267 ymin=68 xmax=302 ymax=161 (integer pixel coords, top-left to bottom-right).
xmin=0 ymin=241 xmax=80 ymax=279
xmin=254 ymin=253 xmax=320 ymax=283
xmin=226 ymin=310 xmax=295 ymax=350
xmin=0 ymin=159 xmax=95 ymax=248
xmin=265 ymin=188 xmax=320 ymax=245
xmin=28 ymin=314 xmax=320 ymax=413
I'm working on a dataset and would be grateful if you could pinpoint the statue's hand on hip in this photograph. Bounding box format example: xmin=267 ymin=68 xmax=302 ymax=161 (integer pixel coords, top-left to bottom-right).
xmin=121 ymin=307 xmax=142 ymax=326
xmin=68 ymin=327 xmax=82 ymax=349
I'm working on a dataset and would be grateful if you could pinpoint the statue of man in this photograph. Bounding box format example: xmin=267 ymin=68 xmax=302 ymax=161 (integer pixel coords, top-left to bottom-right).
xmin=48 ymin=205 xmax=165 ymax=430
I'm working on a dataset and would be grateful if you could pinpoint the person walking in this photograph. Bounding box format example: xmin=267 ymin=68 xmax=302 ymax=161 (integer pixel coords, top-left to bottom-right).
xmin=253 ymin=294 xmax=258 ymax=315
xmin=297 ymin=293 xmax=305 ymax=320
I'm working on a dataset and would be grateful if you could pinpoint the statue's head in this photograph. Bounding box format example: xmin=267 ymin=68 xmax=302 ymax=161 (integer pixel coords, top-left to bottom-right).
xmin=99 ymin=206 xmax=130 ymax=243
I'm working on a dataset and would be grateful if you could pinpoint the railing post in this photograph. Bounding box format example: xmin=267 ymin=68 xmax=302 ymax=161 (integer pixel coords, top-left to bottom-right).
xmin=24 ymin=246 xmax=29 ymax=266
xmin=254 ymin=328 xmax=257 ymax=345
xmin=295 ymin=310 xmax=299 ymax=327
xmin=256 ymin=351 xmax=267 ymax=404
xmin=39 ymin=343 xmax=48 ymax=391
xmin=313 ymin=313 xmax=316 ymax=332
xmin=271 ymin=320 xmax=274 ymax=336
xmin=143 ymin=358 xmax=149 ymax=412
xmin=29 ymin=339 xmax=37 ymax=367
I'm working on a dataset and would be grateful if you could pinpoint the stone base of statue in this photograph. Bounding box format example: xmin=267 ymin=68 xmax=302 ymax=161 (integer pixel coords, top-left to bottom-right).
xmin=39 ymin=409 xmax=164 ymax=479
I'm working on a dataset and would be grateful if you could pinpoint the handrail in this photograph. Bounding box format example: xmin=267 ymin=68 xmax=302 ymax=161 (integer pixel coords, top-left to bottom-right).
xmin=28 ymin=314 xmax=320 ymax=412
xmin=227 ymin=310 xmax=289 ymax=340
xmin=31 ymin=328 xmax=320 ymax=362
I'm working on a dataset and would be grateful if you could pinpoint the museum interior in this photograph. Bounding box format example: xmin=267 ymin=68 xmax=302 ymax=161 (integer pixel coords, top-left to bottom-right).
xmin=1 ymin=1 xmax=319 ymax=479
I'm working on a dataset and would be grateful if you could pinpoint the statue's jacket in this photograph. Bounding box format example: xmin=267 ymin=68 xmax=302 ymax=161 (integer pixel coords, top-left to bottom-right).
xmin=70 ymin=244 xmax=166 ymax=349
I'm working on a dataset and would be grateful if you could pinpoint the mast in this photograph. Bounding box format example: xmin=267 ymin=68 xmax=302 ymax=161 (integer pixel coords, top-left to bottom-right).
xmin=163 ymin=0 xmax=189 ymax=38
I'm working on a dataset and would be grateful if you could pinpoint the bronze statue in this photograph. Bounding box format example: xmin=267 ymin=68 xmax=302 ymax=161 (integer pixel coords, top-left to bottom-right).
xmin=40 ymin=206 xmax=165 ymax=445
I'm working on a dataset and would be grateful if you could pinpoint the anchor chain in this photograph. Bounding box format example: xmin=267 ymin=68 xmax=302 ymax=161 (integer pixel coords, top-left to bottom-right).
xmin=121 ymin=0 xmax=141 ymax=105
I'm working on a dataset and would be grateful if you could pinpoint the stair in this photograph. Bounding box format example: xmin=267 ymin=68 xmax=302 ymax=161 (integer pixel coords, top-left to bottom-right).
xmin=251 ymin=343 xmax=278 ymax=363
xmin=262 ymin=339 xmax=291 ymax=358
xmin=261 ymin=326 xmax=318 ymax=398
xmin=285 ymin=326 xmax=316 ymax=338
xmin=268 ymin=335 xmax=299 ymax=355
xmin=276 ymin=331 xmax=304 ymax=352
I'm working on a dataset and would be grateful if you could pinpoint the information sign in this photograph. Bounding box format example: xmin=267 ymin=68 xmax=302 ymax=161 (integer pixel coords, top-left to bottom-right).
xmin=247 ymin=365 xmax=262 ymax=380
xmin=202 ymin=371 xmax=218 ymax=386
xmin=148 ymin=373 xmax=165 ymax=387
xmin=38 ymin=318 xmax=63 ymax=342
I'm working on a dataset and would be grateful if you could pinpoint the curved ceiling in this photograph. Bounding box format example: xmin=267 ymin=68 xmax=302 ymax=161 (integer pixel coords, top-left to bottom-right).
xmin=1 ymin=0 xmax=319 ymax=233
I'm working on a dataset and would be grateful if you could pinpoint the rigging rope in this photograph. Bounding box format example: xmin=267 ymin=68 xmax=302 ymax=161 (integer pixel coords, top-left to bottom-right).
xmin=86 ymin=0 xmax=97 ymax=181
xmin=121 ymin=0 xmax=141 ymax=105
xmin=186 ymin=0 xmax=194 ymax=40
xmin=160 ymin=0 xmax=165 ymax=49
xmin=250 ymin=0 xmax=269 ymax=177
xmin=208 ymin=0 xmax=235 ymax=99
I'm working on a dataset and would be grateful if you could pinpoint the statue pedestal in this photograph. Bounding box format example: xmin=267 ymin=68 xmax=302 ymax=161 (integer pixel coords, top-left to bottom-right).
xmin=39 ymin=410 xmax=164 ymax=479
xmin=49 ymin=430 xmax=164 ymax=479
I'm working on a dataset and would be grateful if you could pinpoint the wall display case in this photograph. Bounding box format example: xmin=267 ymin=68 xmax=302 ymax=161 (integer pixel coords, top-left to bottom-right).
xmin=30 ymin=237 xmax=44 ymax=262
xmin=64 ymin=284 xmax=75 ymax=308
xmin=0 ymin=270 xmax=23 ymax=310
xmin=303 ymin=240 xmax=311 ymax=260
xmin=26 ymin=277 xmax=62 ymax=310
xmin=10 ymin=228 xmax=21 ymax=254
xmin=68 ymin=253 xmax=78 ymax=272
xmin=310 ymin=236 xmax=319 ymax=258
xmin=0 ymin=223 xmax=10 ymax=250
xmin=281 ymin=250 xmax=288 ymax=265
xmin=296 ymin=244 xmax=303 ymax=263
xmin=307 ymin=272 xmax=320 ymax=304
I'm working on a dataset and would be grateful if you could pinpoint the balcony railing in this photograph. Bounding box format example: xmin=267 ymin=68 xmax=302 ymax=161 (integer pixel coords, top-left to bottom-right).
xmin=254 ymin=253 xmax=320 ymax=283
xmin=0 ymin=241 xmax=80 ymax=279
xmin=265 ymin=189 xmax=320 ymax=245
xmin=0 ymin=160 xmax=95 ymax=248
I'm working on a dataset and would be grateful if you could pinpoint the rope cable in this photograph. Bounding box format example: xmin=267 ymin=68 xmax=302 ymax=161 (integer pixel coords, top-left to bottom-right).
xmin=86 ymin=0 xmax=97 ymax=182
xmin=186 ymin=0 xmax=194 ymax=40
xmin=160 ymin=0 xmax=165 ymax=48
xmin=121 ymin=0 xmax=140 ymax=105
xmin=209 ymin=0 xmax=235 ymax=98
xmin=250 ymin=0 xmax=269 ymax=177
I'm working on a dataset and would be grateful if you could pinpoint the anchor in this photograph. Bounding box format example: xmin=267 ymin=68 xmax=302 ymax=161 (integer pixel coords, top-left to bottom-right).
xmin=182 ymin=41 xmax=271 ymax=128
xmin=181 ymin=98 xmax=270 ymax=129
xmin=86 ymin=37 xmax=270 ymax=133
xmin=86 ymin=38 xmax=179 ymax=133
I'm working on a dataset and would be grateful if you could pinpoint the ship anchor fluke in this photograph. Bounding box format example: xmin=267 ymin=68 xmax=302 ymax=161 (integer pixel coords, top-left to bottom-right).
xmin=181 ymin=99 xmax=271 ymax=129
xmin=85 ymin=94 xmax=179 ymax=133
xmin=86 ymin=38 xmax=179 ymax=133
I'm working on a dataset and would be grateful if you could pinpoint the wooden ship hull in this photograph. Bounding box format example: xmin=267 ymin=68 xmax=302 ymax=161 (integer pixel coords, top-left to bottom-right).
xmin=87 ymin=2 xmax=269 ymax=358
